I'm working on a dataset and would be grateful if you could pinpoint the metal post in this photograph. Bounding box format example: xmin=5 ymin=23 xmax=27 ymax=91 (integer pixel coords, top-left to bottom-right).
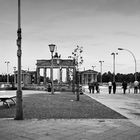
xmin=51 ymin=52 xmax=54 ymax=94
xmin=99 ymin=61 xmax=104 ymax=83
xmin=113 ymin=54 xmax=115 ymax=82
xmin=15 ymin=0 xmax=23 ymax=120
xmin=49 ymin=44 xmax=55 ymax=94
xmin=111 ymin=53 xmax=118 ymax=82
xmin=118 ymin=48 xmax=137 ymax=81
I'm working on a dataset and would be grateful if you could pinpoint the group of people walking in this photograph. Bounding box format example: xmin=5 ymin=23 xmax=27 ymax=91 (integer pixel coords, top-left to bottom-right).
xmin=88 ymin=80 xmax=140 ymax=94
xmin=108 ymin=81 xmax=128 ymax=94
xmin=108 ymin=80 xmax=140 ymax=94
xmin=88 ymin=81 xmax=99 ymax=93
xmin=108 ymin=81 xmax=117 ymax=94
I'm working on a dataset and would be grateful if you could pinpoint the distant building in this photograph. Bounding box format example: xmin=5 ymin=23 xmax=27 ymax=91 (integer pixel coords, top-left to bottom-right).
xmin=14 ymin=66 xmax=98 ymax=90
xmin=36 ymin=59 xmax=75 ymax=85
xmin=79 ymin=69 xmax=98 ymax=85
xmin=14 ymin=70 xmax=37 ymax=86
xmin=14 ymin=69 xmax=98 ymax=86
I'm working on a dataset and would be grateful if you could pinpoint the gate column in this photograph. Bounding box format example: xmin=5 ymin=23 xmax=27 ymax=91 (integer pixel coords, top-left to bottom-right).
xmin=59 ymin=67 xmax=62 ymax=84
xmin=66 ymin=67 xmax=70 ymax=83
xmin=44 ymin=68 xmax=47 ymax=85
xmin=37 ymin=67 xmax=40 ymax=85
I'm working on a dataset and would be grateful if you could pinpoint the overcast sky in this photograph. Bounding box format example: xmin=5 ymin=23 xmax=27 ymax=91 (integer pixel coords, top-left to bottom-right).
xmin=0 ymin=0 xmax=140 ymax=75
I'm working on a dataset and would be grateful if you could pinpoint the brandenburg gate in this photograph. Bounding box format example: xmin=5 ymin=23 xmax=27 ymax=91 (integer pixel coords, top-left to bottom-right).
xmin=36 ymin=58 xmax=76 ymax=86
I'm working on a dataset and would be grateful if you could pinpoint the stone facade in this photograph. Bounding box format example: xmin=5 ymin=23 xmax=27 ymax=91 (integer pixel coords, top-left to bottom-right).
xmin=14 ymin=70 xmax=37 ymax=86
xmin=80 ymin=69 xmax=98 ymax=85
xmin=36 ymin=59 xmax=76 ymax=85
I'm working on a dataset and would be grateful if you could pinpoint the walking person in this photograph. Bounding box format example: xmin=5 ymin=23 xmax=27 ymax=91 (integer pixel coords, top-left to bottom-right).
xmin=95 ymin=82 xmax=99 ymax=93
xmin=112 ymin=82 xmax=116 ymax=94
xmin=91 ymin=81 xmax=95 ymax=93
xmin=138 ymin=82 xmax=140 ymax=93
xmin=134 ymin=80 xmax=139 ymax=94
xmin=128 ymin=82 xmax=131 ymax=93
xmin=122 ymin=81 xmax=127 ymax=94
xmin=108 ymin=81 xmax=112 ymax=94
xmin=88 ymin=82 xmax=92 ymax=93
xmin=47 ymin=82 xmax=52 ymax=92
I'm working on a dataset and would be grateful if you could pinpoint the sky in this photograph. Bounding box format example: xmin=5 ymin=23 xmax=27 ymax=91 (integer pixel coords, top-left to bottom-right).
xmin=0 ymin=0 xmax=140 ymax=75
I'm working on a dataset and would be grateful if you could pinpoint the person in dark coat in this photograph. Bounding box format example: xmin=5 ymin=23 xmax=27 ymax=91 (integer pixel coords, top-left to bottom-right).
xmin=112 ymin=82 xmax=116 ymax=94
xmin=47 ymin=82 xmax=52 ymax=92
xmin=91 ymin=82 xmax=95 ymax=93
xmin=95 ymin=82 xmax=99 ymax=93
xmin=122 ymin=81 xmax=127 ymax=94
xmin=88 ymin=82 xmax=92 ymax=93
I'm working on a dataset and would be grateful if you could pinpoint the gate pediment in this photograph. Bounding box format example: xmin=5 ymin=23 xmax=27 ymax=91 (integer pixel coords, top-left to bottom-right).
xmin=36 ymin=59 xmax=75 ymax=68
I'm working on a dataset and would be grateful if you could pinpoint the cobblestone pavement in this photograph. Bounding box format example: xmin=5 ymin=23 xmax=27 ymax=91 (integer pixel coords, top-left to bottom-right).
xmin=0 ymin=89 xmax=140 ymax=140
xmin=0 ymin=118 xmax=140 ymax=140
xmin=84 ymin=86 xmax=140 ymax=127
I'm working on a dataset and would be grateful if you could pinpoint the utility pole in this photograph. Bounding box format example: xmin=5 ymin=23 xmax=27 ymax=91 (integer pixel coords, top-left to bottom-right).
xmin=111 ymin=53 xmax=118 ymax=82
xmin=15 ymin=0 xmax=23 ymax=120
xmin=99 ymin=61 xmax=104 ymax=84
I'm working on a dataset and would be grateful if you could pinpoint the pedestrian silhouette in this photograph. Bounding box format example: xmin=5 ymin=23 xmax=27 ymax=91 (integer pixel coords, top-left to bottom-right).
xmin=134 ymin=80 xmax=139 ymax=94
xmin=95 ymin=82 xmax=99 ymax=93
xmin=112 ymin=82 xmax=116 ymax=94
xmin=88 ymin=82 xmax=92 ymax=93
xmin=91 ymin=82 xmax=95 ymax=93
xmin=108 ymin=81 xmax=112 ymax=94
xmin=122 ymin=81 xmax=127 ymax=94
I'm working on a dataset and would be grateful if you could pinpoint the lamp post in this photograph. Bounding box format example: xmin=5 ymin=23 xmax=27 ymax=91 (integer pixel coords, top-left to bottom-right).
xmin=99 ymin=61 xmax=104 ymax=83
xmin=5 ymin=61 xmax=10 ymax=84
xmin=111 ymin=53 xmax=118 ymax=82
xmin=49 ymin=44 xmax=56 ymax=94
xmin=118 ymin=48 xmax=137 ymax=81
xmin=56 ymin=54 xmax=61 ymax=89
xmin=15 ymin=0 xmax=23 ymax=120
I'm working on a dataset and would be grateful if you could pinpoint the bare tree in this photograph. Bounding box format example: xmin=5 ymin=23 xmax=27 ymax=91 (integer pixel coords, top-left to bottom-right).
xmin=71 ymin=45 xmax=83 ymax=101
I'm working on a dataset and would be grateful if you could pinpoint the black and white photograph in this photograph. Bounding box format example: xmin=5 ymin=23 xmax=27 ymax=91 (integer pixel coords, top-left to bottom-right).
xmin=0 ymin=0 xmax=140 ymax=139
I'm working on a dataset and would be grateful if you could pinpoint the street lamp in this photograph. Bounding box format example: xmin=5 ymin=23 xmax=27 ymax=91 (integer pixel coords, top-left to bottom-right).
xmin=15 ymin=0 xmax=23 ymax=120
xmin=49 ymin=44 xmax=56 ymax=94
xmin=118 ymin=48 xmax=137 ymax=81
xmin=92 ymin=65 xmax=96 ymax=71
xmin=5 ymin=61 xmax=10 ymax=84
xmin=99 ymin=61 xmax=104 ymax=83
xmin=111 ymin=53 xmax=118 ymax=82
